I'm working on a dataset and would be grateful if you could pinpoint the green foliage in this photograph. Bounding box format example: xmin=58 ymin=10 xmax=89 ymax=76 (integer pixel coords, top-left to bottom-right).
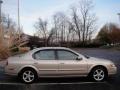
xmin=96 ymin=23 xmax=120 ymax=45
xmin=97 ymin=29 xmax=111 ymax=45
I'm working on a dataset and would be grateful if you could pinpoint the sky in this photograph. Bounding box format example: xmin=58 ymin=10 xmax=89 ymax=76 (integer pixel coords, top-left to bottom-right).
xmin=2 ymin=0 xmax=120 ymax=35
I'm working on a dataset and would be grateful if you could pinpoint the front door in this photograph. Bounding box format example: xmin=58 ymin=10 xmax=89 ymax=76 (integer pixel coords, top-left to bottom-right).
xmin=57 ymin=49 xmax=88 ymax=76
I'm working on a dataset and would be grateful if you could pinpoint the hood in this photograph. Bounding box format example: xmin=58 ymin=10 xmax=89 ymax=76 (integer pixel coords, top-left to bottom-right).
xmin=88 ymin=57 xmax=113 ymax=64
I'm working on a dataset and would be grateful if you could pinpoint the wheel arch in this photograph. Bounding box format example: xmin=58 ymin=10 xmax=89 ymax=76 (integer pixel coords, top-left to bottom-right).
xmin=18 ymin=65 xmax=39 ymax=77
xmin=88 ymin=65 xmax=108 ymax=76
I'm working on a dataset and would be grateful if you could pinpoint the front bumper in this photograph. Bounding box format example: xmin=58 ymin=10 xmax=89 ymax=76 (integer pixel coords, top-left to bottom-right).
xmin=108 ymin=66 xmax=117 ymax=75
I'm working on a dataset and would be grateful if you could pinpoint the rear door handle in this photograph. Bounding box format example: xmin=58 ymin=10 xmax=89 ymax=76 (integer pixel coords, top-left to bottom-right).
xmin=34 ymin=62 xmax=38 ymax=65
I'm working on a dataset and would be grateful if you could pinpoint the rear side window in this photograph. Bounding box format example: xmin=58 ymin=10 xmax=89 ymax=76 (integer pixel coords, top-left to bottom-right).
xmin=34 ymin=50 xmax=55 ymax=60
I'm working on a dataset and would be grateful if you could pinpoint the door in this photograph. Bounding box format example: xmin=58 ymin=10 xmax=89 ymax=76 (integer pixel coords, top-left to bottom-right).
xmin=33 ymin=49 xmax=59 ymax=76
xmin=57 ymin=50 xmax=88 ymax=76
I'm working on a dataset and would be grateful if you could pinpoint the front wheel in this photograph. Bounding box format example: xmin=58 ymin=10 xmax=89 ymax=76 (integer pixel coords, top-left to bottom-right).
xmin=90 ymin=67 xmax=108 ymax=82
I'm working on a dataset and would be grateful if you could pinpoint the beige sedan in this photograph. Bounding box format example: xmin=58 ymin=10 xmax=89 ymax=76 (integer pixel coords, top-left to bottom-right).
xmin=5 ymin=47 xmax=117 ymax=83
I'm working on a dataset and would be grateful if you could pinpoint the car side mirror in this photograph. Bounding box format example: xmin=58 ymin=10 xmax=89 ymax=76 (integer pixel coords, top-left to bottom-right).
xmin=76 ymin=57 xmax=82 ymax=61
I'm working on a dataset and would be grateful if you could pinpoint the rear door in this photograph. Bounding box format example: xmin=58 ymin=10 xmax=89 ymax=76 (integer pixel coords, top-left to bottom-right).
xmin=57 ymin=49 xmax=88 ymax=76
xmin=33 ymin=49 xmax=59 ymax=76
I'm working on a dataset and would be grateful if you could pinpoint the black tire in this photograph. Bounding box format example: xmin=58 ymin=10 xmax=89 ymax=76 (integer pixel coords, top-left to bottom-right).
xmin=19 ymin=68 xmax=38 ymax=84
xmin=89 ymin=67 xmax=108 ymax=82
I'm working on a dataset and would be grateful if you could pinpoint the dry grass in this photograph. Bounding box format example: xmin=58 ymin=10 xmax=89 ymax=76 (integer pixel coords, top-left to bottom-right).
xmin=0 ymin=45 xmax=10 ymax=60
xmin=0 ymin=24 xmax=29 ymax=60
xmin=19 ymin=47 xmax=30 ymax=53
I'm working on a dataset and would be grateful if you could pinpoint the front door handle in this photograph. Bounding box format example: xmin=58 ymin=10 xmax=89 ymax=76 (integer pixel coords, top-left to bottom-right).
xmin=60 ymin=63 xmax=65 ymax=64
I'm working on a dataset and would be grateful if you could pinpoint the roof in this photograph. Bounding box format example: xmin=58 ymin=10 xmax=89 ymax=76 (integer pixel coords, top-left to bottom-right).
xmin=33 ymin=47 xmax=70 ymax=51
xmin=28 ymin=47 xmax=72 ymax=54
xmin=25 ymin=47 xmax=81 ymax=58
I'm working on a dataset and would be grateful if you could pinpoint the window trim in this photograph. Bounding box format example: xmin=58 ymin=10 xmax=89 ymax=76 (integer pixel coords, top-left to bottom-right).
xmin=32 ymin=49 xmax=57 ymax=60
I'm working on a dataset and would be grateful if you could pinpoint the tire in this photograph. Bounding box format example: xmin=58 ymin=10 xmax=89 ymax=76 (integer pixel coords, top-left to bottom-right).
xmin=19 ymin=68 xmax=38 ymax=84
xmin=89 ymin=67 xmax=108 ymax=82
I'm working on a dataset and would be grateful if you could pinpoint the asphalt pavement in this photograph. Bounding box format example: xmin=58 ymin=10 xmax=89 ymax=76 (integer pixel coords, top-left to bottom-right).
xmin=0 ymin=48 xmax=120 ymax=90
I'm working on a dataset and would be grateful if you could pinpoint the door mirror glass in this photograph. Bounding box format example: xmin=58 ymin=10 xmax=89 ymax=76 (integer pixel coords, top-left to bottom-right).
xmin=76 ymin=57 xmax=82 ymax=61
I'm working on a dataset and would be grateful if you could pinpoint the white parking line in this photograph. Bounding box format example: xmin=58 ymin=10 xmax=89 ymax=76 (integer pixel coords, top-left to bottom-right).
xmin=0 ymin=83 xmax=24 ymax=85
xmin=34 ymin=82 xmax=107 ymax=86
xmin=0 ymin=82 xmax=107 ymax=86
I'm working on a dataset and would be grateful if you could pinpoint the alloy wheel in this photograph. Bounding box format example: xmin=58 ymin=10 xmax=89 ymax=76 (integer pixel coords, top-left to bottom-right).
xmin=93 ymin=69 xmax=105 ymax=81
xmin=22 ymin=70 xmax=35 ymax=83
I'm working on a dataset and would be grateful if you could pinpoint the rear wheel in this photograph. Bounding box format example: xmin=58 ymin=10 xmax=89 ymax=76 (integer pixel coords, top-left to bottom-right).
xmin=89 ymin=67 xmax=108 ymax=82
xmin=19 ymin=69 xmax=38 ymax=84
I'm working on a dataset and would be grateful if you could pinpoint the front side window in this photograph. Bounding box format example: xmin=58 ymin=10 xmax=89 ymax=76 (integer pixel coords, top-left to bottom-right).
xmin=57 ymin=50 xmax=78 ymax=60
xmin=34 ymin=50 xmax=55 ymax=60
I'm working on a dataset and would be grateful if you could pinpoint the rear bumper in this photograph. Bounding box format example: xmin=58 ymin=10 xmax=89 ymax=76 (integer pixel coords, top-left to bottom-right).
xmin=4 ymin=66 xmax=18 ymax=76
xmin=5 ymin=72 xmax=17 ymax=76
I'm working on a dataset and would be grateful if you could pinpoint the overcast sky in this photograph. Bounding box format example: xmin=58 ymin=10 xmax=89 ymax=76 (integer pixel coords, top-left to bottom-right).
xmin=3 ymin=0 xmax=120 ymax=35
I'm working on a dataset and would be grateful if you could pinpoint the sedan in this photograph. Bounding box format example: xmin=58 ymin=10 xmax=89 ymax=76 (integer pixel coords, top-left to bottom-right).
xmin=5 ymin=47 xmax=117 ymax=84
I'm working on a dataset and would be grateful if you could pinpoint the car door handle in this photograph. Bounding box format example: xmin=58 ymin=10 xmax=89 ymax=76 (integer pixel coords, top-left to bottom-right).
xmin=60 ymin=63 xmax=65 ymax=64
xmin=34 ymin=62 xmax=38 ymax=65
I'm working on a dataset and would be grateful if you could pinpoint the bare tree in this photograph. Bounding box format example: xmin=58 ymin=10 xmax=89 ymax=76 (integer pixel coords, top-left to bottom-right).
xmin=53 ymin=14 xmax=60 ymax=45
xmin=52 ymin=12 xmax=69 ymax=46
xmin=34 ymin=18 xmax=48 ymax=46
xmin=46 ymin=28 xmax=56 ymax=46
xmin=85 ymin=14 xmax=96 ymax=42
xmin=34 ymin=18 xmax=57 ymax=46
xmin=79 ymin=0 xmax=96 ymax=45
xmin=33 ymin=0 xmax=97 ymax=47
xmin=70 ymin=0 xmax=97 ymax=46
xmin=2 ymin=14 xmax=16 ymax=29
xmin=71 ymin=7 xmax=82 ymax=42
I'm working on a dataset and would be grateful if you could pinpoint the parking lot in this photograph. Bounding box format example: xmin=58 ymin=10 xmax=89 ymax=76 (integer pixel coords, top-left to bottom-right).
xmin=0 ymin=48 xmax=120 ymax=90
